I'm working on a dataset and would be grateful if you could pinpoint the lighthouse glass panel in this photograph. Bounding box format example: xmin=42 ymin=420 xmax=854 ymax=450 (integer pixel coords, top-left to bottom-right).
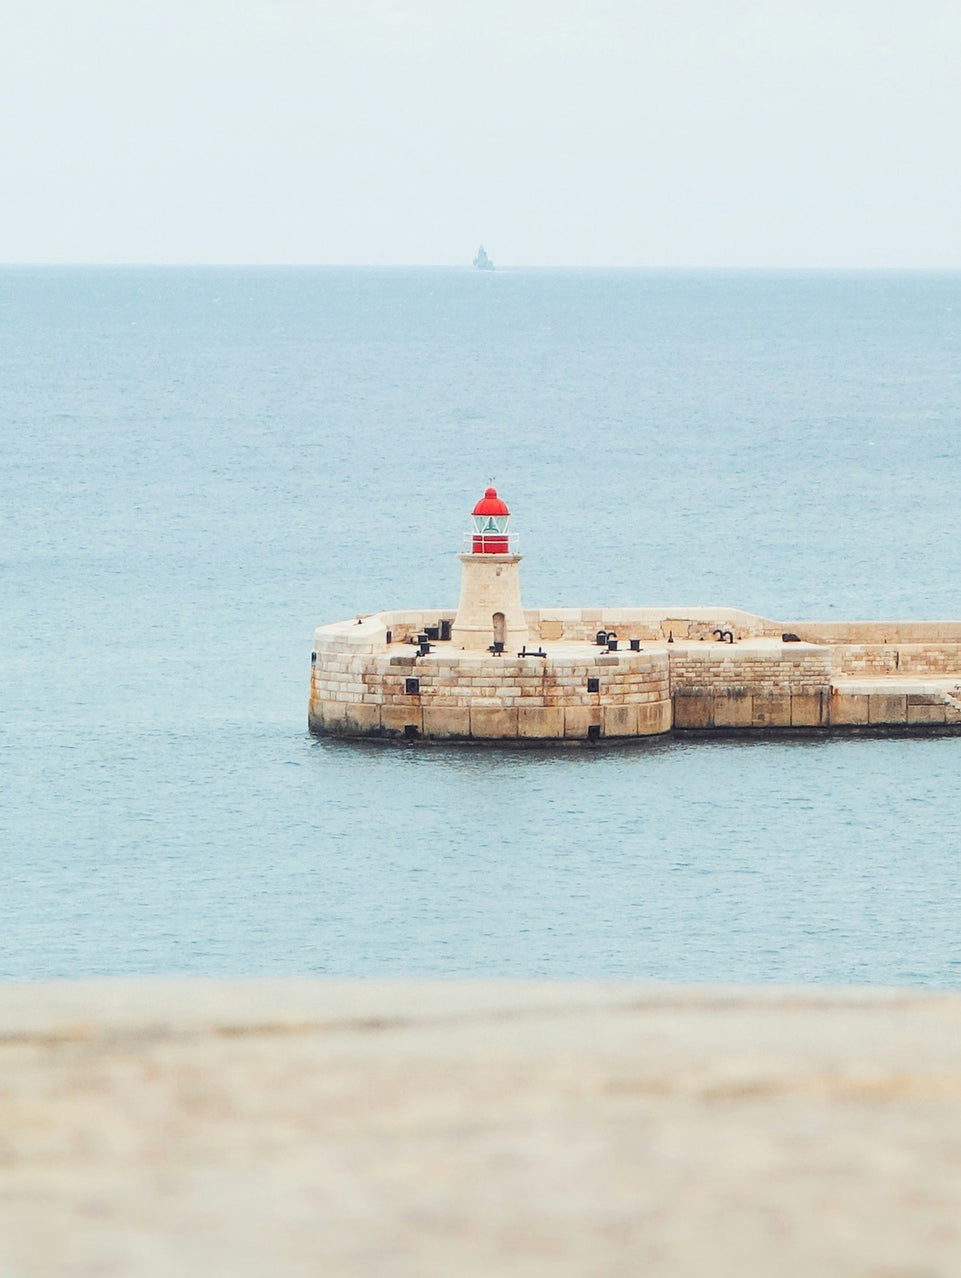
xmin=471 ymin=514 xmax=509 ymax=553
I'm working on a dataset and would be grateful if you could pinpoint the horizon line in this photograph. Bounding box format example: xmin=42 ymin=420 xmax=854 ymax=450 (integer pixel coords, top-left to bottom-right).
xmin=3 ymin=261 xmax=961 ymax=272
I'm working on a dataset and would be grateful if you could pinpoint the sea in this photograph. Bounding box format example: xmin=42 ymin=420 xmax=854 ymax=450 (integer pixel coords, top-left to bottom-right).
xmin=3 ymin=266 xmax=961 ymax=986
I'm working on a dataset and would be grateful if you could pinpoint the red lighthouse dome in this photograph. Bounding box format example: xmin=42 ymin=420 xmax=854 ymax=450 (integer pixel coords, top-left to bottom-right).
xmin=470 ymin=486 xmax=511 ymax=553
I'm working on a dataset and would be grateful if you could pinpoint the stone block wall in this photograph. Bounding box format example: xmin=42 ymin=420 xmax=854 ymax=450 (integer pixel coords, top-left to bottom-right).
xmin=669 ymin=647 xmax=833 ymax=691
xmin=833 ymin=644 xmax=961 ymax=677
xmin=782 ymin=621 xmax=961 ymax=645
xmin=669 ymin=646 xmax=834 ymax=731
xmin=372 ymin=609 xmax=961 ymax=652
xmin=524 ymin=608 xmax=771 ymax=644
xmin=309 ymin=639 xmax=672 ymax=741
xmin=828 ymin=689 xmax=961 ymax=727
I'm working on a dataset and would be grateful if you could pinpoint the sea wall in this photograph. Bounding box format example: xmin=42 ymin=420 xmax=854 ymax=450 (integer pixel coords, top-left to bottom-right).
xmin=524 ymin=607 xmax=771 ymax=643
xmin=310 ymin=609 xmax=961 ymax=741
xmin=831 ymin=643 xmax=961 ymax=676
xmin=310 ymin=626 xmax=672 ymax=740
xmin=325 ymin=608 xmax=961 ymax=649
xmin=781 ymin=620 xmax=961 ymax=644
xmin=670 ymin=645 xmax=832 ymax=729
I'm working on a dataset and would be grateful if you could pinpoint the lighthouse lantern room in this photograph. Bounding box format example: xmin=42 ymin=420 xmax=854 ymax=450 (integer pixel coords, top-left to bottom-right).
xmin=471 ymin=487 xmax=511 ymax=553
xmin=451 ymin=486 xmax=529 ymax=652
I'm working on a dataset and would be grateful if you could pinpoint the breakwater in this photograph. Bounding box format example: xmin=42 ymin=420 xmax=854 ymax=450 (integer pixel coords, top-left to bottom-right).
xmin=309 ymin=606 xmax=961 ymax=740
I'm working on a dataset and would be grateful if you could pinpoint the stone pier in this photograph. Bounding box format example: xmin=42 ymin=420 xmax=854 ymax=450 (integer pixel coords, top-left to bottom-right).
xmin=310 ymin=606 xmax=961 ymax=740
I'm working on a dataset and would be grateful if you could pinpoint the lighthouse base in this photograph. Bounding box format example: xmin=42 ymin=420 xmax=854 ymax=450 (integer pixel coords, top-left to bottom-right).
xmin=450 ymin=554 xmax=528 ymax=652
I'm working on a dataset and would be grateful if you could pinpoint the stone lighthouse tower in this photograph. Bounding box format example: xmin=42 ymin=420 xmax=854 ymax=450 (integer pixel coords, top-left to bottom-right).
xmin=451 ymin=486 xmax=529 ymax=652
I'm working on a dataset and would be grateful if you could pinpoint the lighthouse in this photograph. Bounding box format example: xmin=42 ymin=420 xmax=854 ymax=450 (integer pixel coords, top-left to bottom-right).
xmin=450 ymin=486 xmax=529 ymax=652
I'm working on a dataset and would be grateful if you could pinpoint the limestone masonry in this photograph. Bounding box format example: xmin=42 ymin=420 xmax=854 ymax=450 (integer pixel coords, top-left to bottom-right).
xmin=310 ymin=488 xmax=961 ymax=741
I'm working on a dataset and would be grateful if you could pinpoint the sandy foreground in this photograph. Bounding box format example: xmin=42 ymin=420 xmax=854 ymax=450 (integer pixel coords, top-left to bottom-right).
xmin=0 ymin=980 xmax=959 ymax=1277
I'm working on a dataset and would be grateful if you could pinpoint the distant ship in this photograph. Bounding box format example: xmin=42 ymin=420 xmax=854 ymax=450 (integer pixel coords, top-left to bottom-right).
xmin=472 ymin=244 xmax=495 ymax=271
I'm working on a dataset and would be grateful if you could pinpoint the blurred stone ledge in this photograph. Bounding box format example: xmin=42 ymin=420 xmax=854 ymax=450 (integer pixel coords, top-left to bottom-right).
xmin=1 ymin=979 xmax=960 ymax=1276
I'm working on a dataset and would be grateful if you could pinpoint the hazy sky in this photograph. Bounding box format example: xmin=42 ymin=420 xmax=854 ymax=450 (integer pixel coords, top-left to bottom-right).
xmin=3 ymin=0 xmax=960 ymax=266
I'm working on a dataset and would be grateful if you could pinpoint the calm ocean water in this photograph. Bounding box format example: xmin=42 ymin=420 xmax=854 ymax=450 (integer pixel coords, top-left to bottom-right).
xmin=2 ymin=266 xmax=961 ymax=984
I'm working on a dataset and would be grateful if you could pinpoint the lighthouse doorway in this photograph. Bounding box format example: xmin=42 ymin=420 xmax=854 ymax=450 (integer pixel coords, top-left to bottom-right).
xmin=492 ymin=612 xmax=506 ymax=648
